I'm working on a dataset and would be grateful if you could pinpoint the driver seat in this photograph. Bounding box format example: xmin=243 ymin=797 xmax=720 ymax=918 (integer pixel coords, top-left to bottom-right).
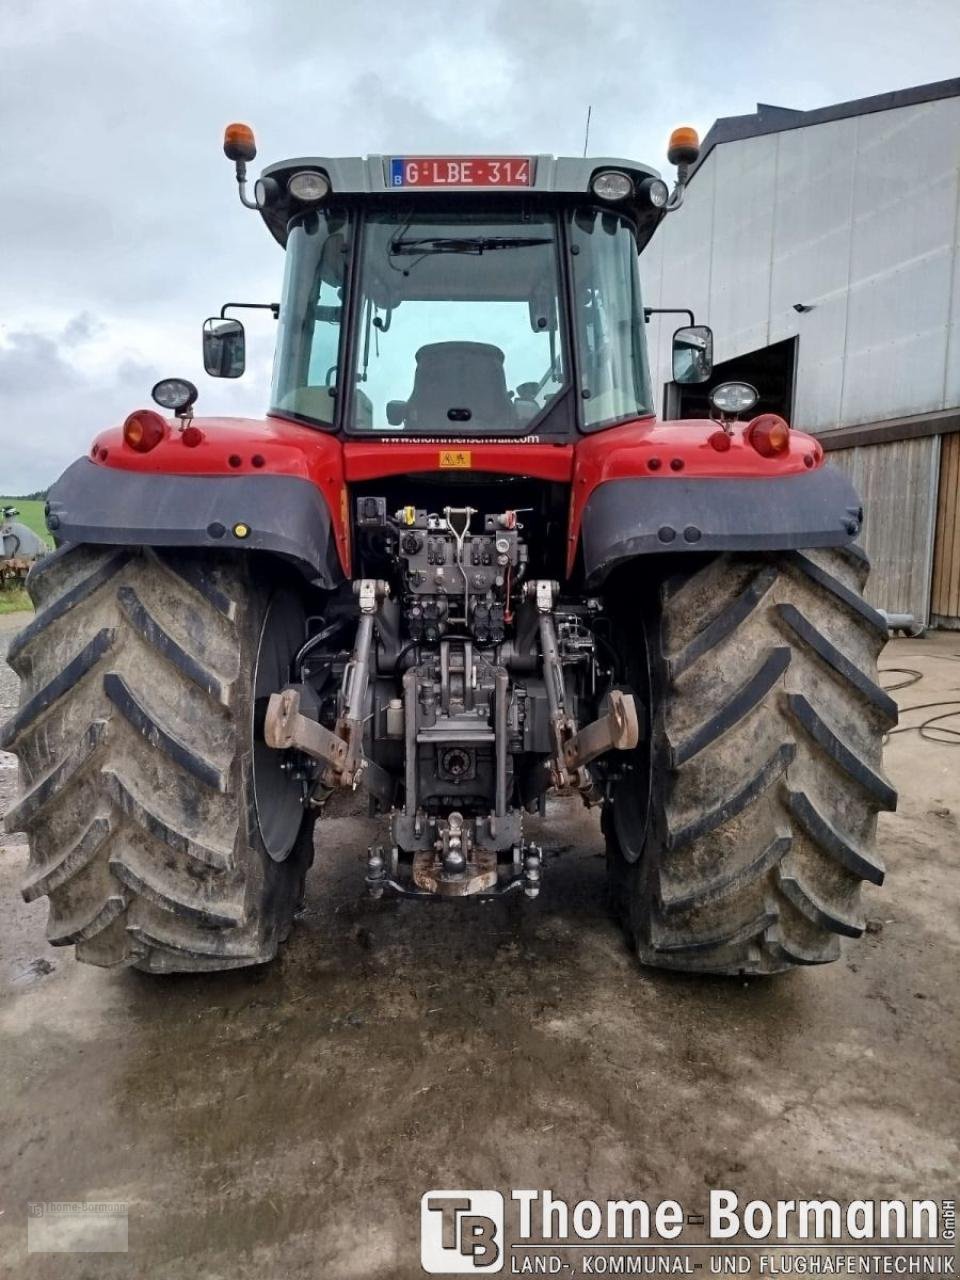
xmin=401 ymin=342 xmax=515 ymax=430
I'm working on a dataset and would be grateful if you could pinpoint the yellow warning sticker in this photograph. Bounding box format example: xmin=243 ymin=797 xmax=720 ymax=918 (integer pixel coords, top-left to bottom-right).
xmin=439 ymin=450 xmax=472 ymax=469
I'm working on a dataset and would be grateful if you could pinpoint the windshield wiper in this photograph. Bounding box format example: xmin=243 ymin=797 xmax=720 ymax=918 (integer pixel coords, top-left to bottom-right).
xmin=389 ymin=236 xmax=553 ymax=256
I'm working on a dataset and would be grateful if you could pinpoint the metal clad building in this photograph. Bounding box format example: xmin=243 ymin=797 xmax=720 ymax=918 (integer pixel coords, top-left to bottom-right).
xmin=642 ymin=78 xmax=960 ymax=627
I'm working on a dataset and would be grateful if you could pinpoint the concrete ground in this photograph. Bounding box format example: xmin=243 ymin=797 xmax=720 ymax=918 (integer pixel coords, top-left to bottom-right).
xmin=0 ymin=611 xmax=957 ymax=1278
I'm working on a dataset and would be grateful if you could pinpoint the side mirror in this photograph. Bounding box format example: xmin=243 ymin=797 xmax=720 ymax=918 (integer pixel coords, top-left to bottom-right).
xmin=202 ymin=317 xmax=246 ymax=379
xmin=385 ymin=400 xmax=407 ymax=427
xmin=672 ymin=324 xmax=713 ymax=384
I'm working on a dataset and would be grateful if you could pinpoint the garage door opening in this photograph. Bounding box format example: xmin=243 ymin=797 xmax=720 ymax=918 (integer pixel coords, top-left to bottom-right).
xmin=665 ymin=336 xmax=798 ymax=421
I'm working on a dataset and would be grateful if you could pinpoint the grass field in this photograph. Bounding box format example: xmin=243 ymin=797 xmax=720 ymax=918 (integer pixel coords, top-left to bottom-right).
xmin=0 ymin=586 xmax=31 ymax=614
xmin=1 ymin=498 xmax=51 ymax=613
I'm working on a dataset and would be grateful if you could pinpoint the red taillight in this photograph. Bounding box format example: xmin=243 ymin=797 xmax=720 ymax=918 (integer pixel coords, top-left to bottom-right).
xmin=746 ymin=413 xmax=791 ymax=458
xmin=123 ymin=410 xmax=167 ymax=453
xmin=181 ymin=425 xmax=204 ymax=448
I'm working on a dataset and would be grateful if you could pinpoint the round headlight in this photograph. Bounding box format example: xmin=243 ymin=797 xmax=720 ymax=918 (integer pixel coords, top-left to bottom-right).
xmin=254 ymin=176 xmax=282 ymax=208
xmin=709 ymin=381 xmax=759 ymax=416
xmin=151 ymin=377 xmax=198 ymax=413
xmin=638 ymin=176 xmax=669 ymax=208
xmin=287 ymin=170 xmax=330 ymax=203
xmin=591 ymin=170 xmax=633 ymax=201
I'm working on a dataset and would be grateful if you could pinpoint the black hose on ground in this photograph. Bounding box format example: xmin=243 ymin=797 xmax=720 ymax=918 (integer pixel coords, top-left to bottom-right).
xmin=880 ymin=656 xmax=960 ymax=745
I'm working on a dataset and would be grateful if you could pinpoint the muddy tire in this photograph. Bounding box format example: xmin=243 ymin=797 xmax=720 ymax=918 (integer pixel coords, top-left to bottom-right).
xmin=2 ymin=545 xmax=314 ymax=973
xmin=605 ymin=547 xmax=897 ymax=975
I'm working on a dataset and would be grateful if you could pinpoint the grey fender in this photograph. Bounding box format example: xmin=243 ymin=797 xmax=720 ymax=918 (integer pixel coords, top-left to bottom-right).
xmin=580 ymin=466 xmax=863 ymax=587
xmin=45 ymin=458 xmax=344 ymax=588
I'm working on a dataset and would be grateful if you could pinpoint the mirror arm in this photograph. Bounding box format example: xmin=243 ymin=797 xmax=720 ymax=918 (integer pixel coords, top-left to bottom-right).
xmin=220 ymin=302 xmax=280 ymax=320
xmin=645 ymin=307 xmax=695 ymax=326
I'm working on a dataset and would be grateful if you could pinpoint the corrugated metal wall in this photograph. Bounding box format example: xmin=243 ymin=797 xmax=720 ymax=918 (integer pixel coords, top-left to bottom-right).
xmin=642 ymin=94 xmax=960 ymax=434
xmin=640 ymin=92 xmax=960 ymax=628
xmin=828 ymin=437 xmax=941 ymax=622
xmin=931 ymin=432 xmax=960 ymax=627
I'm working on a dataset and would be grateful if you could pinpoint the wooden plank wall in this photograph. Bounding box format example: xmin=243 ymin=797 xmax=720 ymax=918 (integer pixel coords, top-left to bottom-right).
xmin=828 ymin=437 xmax=940 ymax=625
xmin=931 ymin=431 xmax=960 ymax=627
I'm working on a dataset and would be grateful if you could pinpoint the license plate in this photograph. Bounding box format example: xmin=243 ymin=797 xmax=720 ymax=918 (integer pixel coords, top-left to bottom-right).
xmin=389 ymin=157 xmax=534 ymax=188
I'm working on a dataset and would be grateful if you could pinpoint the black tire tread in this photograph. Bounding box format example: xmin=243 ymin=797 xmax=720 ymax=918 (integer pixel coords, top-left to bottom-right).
xmin=0 ymin=628 xmax=115 ymax=751
xmin=668 ymin=646 xmax=791 ymax=767
xmin=8 ymin=549 xmax=132 ymax=670
xmin=3 ymin=545 xmax=309 ymax=973
xmin=116 ymin=584 xmax=231 ymax=704
xmin=103 ymin=672 xmax=228 ymax=791
xmin=607 ymin=547 xmax=895 ymax=975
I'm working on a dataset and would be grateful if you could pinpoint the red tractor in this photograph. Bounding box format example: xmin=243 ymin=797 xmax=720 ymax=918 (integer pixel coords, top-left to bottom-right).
xmin=2 ymin=124 xmax=896 ymax=975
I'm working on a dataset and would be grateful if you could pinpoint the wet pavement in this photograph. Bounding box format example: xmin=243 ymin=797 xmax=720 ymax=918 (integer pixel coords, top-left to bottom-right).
xmin=0 ymin=611 xmax=958 ymax=1278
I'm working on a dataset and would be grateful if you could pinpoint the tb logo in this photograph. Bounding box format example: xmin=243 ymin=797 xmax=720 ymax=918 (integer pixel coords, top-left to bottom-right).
xmin=420 ymin=1190 xmax=504 ymax=1273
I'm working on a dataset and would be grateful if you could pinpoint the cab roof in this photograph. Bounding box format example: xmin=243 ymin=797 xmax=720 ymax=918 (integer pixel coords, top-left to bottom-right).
xmin=256 ymin=154 xmax=664 ymax=249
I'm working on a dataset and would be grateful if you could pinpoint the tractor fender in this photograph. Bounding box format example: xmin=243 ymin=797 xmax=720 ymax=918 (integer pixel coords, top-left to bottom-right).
xmin=44 ymin=458 xmax=345 ymax=588
xmin=579 ymin=465 xmax=863 ymax=587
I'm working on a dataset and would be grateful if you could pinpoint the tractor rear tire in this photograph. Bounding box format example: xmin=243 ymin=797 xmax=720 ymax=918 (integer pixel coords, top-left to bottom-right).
xmin=2 ymin=545 xmax=314 ymax=973
xmin=605 ymin=547 xmax=897 ymax=975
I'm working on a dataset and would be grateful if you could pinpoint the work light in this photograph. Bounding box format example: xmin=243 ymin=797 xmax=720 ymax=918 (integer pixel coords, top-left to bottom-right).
xmin=638 ymin=177 xmax=669 ymax=208
xmin=591 ymin=170 xmax=633 ymax=201
xmin=151 ymin=378 xmax=199 ymax=415
xmin=287 ymin=170 xmax=330 ymax=203
xmin=709 ymin=382 xmax=758 ymax=416
xmin=254 ymin=177 xmax=282 ymax=208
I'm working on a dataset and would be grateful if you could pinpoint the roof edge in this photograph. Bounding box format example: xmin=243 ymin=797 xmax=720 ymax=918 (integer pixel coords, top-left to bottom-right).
xmin=691 ymin=75 xmax=960 ymax=179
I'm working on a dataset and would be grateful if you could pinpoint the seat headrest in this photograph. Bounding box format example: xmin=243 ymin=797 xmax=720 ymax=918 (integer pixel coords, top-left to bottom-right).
xmin=415 ymin=342 xmax=506 ymax=367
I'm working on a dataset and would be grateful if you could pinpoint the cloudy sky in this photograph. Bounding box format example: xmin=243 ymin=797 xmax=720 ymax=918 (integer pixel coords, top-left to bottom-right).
xmin=2 ymin=0 xmax=958 ymax=492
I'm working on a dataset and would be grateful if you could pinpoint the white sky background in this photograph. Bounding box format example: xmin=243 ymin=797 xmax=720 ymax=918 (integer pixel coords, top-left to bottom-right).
xmin=1 ymin=0 xmax=958 ymax=491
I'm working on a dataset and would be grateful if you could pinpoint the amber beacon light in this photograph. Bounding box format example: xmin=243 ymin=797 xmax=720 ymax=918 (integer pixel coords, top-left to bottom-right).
xmin=667 ymin=126 xmax=700 ymax=167
xmin=223 ymin=122 xmax=257 ymax=162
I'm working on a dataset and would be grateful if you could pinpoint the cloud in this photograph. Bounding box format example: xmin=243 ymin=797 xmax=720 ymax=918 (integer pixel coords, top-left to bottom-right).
xmin=0 ymin=330 xmax=84 ymax=395
xmin=63 ymin=312 xmax=106 ymax=347
xmin=2 ymin=0 xmax=959 ymax=489
xmin=0 ymin=319 xmax=154 ymax=491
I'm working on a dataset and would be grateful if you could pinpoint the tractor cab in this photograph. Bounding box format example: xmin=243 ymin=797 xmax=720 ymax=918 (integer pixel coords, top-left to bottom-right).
xmin=206 ymin=132 xmax=708 ymax=439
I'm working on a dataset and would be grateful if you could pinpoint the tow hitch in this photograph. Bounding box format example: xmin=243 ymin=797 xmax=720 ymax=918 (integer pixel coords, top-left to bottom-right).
xmin=365 ymin=834 xmax=544 ymax=901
